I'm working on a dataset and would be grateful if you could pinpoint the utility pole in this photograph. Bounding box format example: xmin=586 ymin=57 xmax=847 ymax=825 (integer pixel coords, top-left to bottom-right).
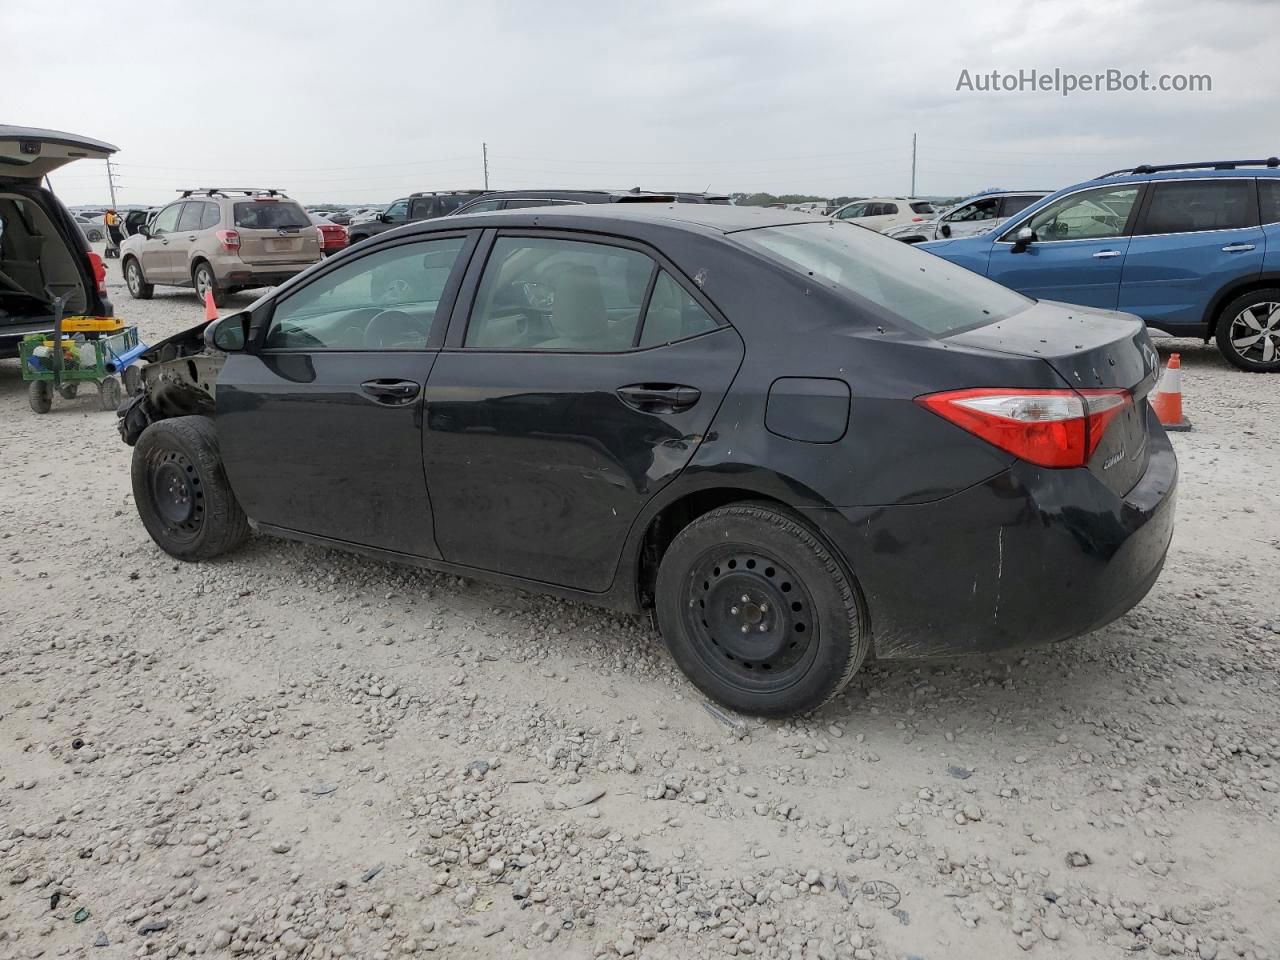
xmin=482 ymin=142 xmax=489 ymax=190
xmin=106 ymin=156 xmax=121 ymax=208
xmin=910 ymin=133 xmax=917 ymax=197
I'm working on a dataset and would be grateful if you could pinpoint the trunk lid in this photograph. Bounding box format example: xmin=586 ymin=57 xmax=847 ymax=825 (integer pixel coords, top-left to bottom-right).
xmin=948 ymin=300 xmax=1161 ymax=496
xmin=232 ymin=199 xmax=321 ymax=265
xmin=0 ymin=126 xmax=117 ymax=181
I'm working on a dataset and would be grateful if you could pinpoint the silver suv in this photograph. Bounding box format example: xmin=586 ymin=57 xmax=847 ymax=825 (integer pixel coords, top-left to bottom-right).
xmin=884 ymin=190 xmax=1051 ymax=244
xmin=120 ymin=188 xmax=321 ymax=305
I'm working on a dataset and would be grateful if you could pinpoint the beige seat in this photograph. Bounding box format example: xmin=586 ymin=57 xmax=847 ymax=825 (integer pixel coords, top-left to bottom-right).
xmin=539 ymin=265 xmax=611 ymax=350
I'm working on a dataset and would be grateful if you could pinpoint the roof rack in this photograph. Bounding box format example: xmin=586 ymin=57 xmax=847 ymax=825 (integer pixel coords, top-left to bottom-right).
xmin=178 ymin=187 xmax=287 ymax=198
xmin=408 ymin=190 xmax=486 ymax=198
xmin=1096 ymin=158 xmax=1280 ymax=178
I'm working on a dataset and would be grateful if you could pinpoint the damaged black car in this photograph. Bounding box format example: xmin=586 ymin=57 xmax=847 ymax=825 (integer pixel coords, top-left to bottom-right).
xmin=119 ymin=203 xmax=1177 ymax=716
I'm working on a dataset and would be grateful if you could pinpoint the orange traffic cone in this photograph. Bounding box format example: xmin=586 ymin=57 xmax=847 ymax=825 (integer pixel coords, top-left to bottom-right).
xmin=1151 ymin=353 xmax=1192 ymax=432
xmin=203 ymin=289 xmax=218 ymax=322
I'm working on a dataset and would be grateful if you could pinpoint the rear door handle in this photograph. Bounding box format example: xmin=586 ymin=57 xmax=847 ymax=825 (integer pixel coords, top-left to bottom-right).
xmin=1092 ymin=250 xmax=1122 ymax=259
xmin=1222 ymin=243 xmax=1256 ymax=252
xmin=361 ymin=379 xmax=420 ymax=404
xmin=617 ymin=384 xmax=701 ymax=412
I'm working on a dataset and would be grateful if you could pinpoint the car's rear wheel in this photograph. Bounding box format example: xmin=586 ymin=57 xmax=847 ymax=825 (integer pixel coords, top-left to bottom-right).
xmin=193 ymin=262 xmax=226 ymax=308
xmin=654 ymin=503 xmax=866 ymax=717
xmin=87 ymin=229 xmax=103 ymax=243
xmin=124 ymin=258 xmax=153 ymax=299
xmin=131 ymin=417 xmax=250 ymax=561
xmin=1216 ymin=288 xmax=1280 ymax=372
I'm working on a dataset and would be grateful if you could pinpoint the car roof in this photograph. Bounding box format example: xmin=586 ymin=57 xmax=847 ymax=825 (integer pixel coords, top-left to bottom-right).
xmin=439 ymin=201 xmax=823 ymax=234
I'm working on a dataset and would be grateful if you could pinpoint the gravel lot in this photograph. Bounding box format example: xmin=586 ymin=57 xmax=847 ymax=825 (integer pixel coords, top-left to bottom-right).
xmin=2 ymin=249 xmax=1278 ymax=960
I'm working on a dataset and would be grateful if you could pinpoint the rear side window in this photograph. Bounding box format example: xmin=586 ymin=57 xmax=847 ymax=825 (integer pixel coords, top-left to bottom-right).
xmin=1260 ymin=180 xmax=1280 ymax=225
xmin=1000 ymin=195 xmax=1041 ymax=217
xmin=233 ymin=201 xmax=310 ymax=230
xmin=435 ymin=196 xmax=471 ymax=216
xmin=465 ymin=237 xmax=654 ymax=351
xmin=738 ymin=221 xmax=1031 ymax=336
xmin=458 ymin=199 xmax=503 ymax=214
xmin=201 ymin=203 xmax=221 ymax=229
xmin=909 ymin=201 xmax=935 ymax=214
xmin=264 ymin=236 xmax=466 ymax=350
xmin=409 ymin=198 xmax=436 ymax=219
xmin=1139 ymin=179 xmax=1256 ymax=234
xmin=177 ymin=202 xmax=210 ymax=232
xmin=638 ymin=271 xmax=718 ymax=348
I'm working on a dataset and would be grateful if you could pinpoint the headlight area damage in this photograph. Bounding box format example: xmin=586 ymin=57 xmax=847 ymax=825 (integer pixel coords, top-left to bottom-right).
xmin=117 ymin=320 xmax=221 ymax=445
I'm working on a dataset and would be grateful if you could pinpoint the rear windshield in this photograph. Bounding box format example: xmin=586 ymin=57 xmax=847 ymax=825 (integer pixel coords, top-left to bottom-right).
xmin=737 ymin=221 xmax=1031 ymax=336
xmin=233 ymin=201 xmax=310 ymax=229
xmin=909 ymin=201 xmax=936 ymax=214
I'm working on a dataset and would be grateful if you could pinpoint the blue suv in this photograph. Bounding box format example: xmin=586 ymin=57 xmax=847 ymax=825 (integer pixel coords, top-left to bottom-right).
xmin=919 ymin=158 xmax=1280 ymax=372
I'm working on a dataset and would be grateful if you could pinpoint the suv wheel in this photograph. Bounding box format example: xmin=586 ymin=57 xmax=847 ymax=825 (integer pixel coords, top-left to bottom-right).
xmin=654 ymin=502 xmax=867 ymax=717
xmin=124 ymin=258 xmax=154 ymax=299
xmin=131 ymin=417 xmax=251 ymax=560
xmin=193 ymin=262 xmax=226 ymax=308
xmin=1216 ymin=288 xmax=1280 ymax=372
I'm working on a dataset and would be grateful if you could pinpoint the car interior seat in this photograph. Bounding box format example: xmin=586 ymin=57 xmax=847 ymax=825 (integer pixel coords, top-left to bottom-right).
xmin=541 ymin=265 xmax=612 ymax=350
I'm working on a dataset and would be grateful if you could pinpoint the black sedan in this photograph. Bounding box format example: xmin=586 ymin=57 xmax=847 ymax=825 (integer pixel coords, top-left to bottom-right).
xmin=119 ymin=204 xmax=1177 ymax=717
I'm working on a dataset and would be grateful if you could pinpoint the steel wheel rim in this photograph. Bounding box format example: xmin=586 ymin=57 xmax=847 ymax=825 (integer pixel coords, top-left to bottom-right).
xmin=149 ymin=450 xmax=204 ymax=541
xmin=680 ymin=547 xmax=819 ymax=694
xmin=1229 ymin=302 xmax=1280 ymax=364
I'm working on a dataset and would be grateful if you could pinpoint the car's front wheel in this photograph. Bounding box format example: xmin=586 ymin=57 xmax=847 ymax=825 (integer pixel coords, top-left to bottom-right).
xmin=654 ymin=502 xmax=867 ymax=717
xmin=124 ymin=258 xmax=154 ymax=299
xmin=1216 ymin=288 xmax=1280 ymax=372
xmin=131 ymin=417 xmax=250 ymax=560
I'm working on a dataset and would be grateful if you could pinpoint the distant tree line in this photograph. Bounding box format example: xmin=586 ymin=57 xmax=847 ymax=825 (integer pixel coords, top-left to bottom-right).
xmin=731 ymin=193 xmax=860 ymax=206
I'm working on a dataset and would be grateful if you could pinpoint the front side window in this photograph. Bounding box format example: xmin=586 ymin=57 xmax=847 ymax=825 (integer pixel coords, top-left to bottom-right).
xmin=1013 ymin=185 xmax=1139 ymax=242
xmin=150 ymin=204 xmax=183 ymax=235
xmin=738 ymin=221 xmax=1031 ymax=336
xmin=233 ymin=201 xmax=310 ymax=230
xmin=950 ymin=198 xmax=1000 ymax=222
xmin=1260 ymin=180 xmax=1280 ymax=225
xmin=1139 ymin=179 xmax=1255 ymax=235
xmin=465 ymin=236 xmax=655 ymax=351
xmin=265 ymin=236 xmax=467 ymax=350
xmin=383 ymin=200 xmax=410 ymax=222
xmin=835 ymin=203 xmax=866 ymax=220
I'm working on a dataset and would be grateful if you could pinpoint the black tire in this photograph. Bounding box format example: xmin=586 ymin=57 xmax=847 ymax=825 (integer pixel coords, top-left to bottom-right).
xmin=98 ymin=377 xmax=122 ymax=411
xmin=1215 ymin=288 xmax=1280 ymax=372
xmin=192 ymin=261 xmax=226 ymax=308
xmin=124 ymin=257 xmax=154 ymax=299
xmin=28 ymin=380 xmax=52 ymax=414
xmin=654 ymin=502 xmax=867 ymax=717
xmin=122 ymin=364 xmax=142 ymax=396
xmin=87 ymin=229 xmax=103 ymax=243
xmin=131 ymin=417 xmax=251 ymax=560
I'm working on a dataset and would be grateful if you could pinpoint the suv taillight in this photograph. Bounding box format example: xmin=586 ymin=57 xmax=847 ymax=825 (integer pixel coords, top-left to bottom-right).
xmin=915 ymin=388 xmax=1130 ymax=468
xmin=216 ymin=229 xmax=241 ymax=251
xmin=86 ymin=252 xmax=107 ymax=295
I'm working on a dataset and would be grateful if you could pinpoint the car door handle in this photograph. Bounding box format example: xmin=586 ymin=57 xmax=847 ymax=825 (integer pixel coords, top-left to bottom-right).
xmin=1092 ymin=250 xmax=1122 ymax=259
xmin=616 ymin=384 xmax=701 ymax=413
xmin=360 ymin=379 xmax=420 ymax=404
xmin=159 ymin=238 xmax=169 ymax=245
xmin=1222 ymin=243 xmax=1256 ymax=253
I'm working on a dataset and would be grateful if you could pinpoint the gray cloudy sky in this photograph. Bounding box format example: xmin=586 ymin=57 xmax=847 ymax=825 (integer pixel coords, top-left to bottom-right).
xmin=11 ymin=0 xmax=1277 ymax=206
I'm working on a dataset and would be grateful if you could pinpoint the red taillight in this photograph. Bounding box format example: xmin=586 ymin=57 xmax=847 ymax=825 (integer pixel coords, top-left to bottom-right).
xmin=86 ymin=252 xmax=107 ymax=295
xmin=912 ymin=216 xmax=924 ymax=221
xmin=216 ymin=229 xmax=241 ymax=251
xmin=916 ymin=388 xmax=1131 ymax=468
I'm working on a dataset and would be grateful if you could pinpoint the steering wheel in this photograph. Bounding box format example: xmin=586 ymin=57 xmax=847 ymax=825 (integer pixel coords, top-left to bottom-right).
xmin=364 ymin=309 xmax=422 ymax=349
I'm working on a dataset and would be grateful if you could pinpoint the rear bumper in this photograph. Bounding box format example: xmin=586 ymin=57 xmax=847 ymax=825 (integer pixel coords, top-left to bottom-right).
xmin=220 ymin=262 xmax=317 ymax=288
xmin=810 ymin=409 xmax=1178 ymax=659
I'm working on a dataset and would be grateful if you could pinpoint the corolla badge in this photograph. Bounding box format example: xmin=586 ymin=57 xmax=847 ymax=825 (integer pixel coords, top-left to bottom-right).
xmin=1103 ymin=449 xmax=1125 ymax=470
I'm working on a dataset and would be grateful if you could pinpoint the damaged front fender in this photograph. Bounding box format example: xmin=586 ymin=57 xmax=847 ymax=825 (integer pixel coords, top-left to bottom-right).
xmin=116 ymin=320 xmax=224 ymax=445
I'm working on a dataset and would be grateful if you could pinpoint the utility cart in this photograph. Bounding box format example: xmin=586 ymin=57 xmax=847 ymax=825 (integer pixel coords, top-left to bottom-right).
xmin=19 ymin=299 xmax=147 ymax=414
